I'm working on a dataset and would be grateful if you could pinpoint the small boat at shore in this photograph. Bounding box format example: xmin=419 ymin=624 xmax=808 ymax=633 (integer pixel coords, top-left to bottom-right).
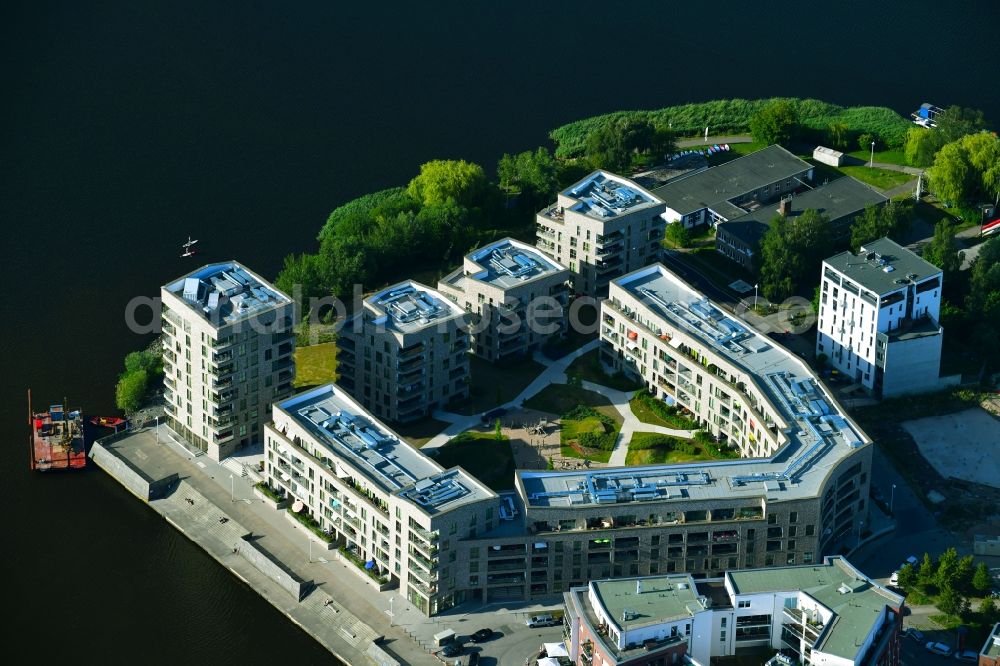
xmin=29 ymin=390 xmax=86 ymax=472
xmin=90 ymin=416 xmax=126 ymax=428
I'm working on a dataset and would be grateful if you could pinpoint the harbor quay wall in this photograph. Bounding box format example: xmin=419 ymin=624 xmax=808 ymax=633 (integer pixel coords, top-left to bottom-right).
xmin=90 ymin=439 xmax=177 ymax=500
xmin=237 ymin=534 xmax=313 ymax=602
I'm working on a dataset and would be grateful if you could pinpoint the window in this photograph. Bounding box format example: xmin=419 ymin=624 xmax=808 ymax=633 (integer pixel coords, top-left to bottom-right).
xmin=738 ymin=600 xmax=751 ymax=609
xmin=789 ymin=511 xmax=798 ymax=524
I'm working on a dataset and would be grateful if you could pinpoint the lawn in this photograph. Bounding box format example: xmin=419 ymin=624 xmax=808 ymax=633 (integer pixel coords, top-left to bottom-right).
xmin=432 ymin=431 xmax=516 ymax=491
xmin=839 ymin=165 xmax=914 ymax=191
xmin=293 ymin=342 xmax=337 ymax=388
xmin=625 ymin=432 xmax=726 ymax=465
xmin=630 ymin=390 xmax=698 ymax=430
xmin=449 ymin=355 xmax=544 ymax=415
xmin=565 ymin=349 xmax=643 ymax=392
xmin=525 ymin=385 xmax=623 ymax=464
xmin=390 ymin=415 xmax=449 ymax=448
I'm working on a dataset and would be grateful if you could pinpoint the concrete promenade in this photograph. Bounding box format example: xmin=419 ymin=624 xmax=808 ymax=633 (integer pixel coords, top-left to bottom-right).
xmin=92 ymin=426 xmax=567 ymax=665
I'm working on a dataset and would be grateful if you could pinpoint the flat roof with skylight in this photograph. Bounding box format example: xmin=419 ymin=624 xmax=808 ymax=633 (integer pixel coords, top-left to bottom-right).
xmin=728 ymin=557 xmax=903 ymax=662
xmin=164 ymin=261 xmax=290 ymax=326
xmin=464 ymin=238 xmax=566 ymax=290
xmin=592 ymin=575 xmax=703 ymax=631
xmin=275 ymin=384 xmax=494 ymax=513
xmin=367 ymin=281 xmax=465 ymax=334
xmin=560 ymin=171 xmax=663 ymax=220
xmin=824 ymin=237 xmax=941 ymax=296
xmin=519 ymin=263 xmax=869 ymax=509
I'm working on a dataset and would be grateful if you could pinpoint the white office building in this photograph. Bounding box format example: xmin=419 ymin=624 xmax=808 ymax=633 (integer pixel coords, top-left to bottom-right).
xmin=816 ymin=238 xmax=944 ymax=398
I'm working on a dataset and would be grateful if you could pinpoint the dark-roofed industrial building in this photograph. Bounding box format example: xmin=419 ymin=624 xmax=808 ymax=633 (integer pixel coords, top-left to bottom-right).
xmin=653 ymin=145 xmax=814 ymax=229
xmin=716 ymin=176 xmax=889 ymax=270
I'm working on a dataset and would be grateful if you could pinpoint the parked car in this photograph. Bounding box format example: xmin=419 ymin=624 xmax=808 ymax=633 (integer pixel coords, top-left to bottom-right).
xmin=471 ymin=628 xmax=494 ymax=643
xmin=441 ymin=641 xmax=464 ymax=658
xmin=889 ymin=571 xmax=900 ymax=586
xmin=905 ymin=555 xmax=919 ymax=567
xmin=925 ymin=641 xmax=952 ymax=657
xmin=468 ymin=652 xmax=480 ymax=666
xmin=904 ymin=627 xmax=925 ymax=641
xmin=870 ymin=485 xmax=885 ymax=502
xmin=526 ymin=613 xmax=559 ymax=628
xmin=954 ymin=649 xmax=978 ymax=662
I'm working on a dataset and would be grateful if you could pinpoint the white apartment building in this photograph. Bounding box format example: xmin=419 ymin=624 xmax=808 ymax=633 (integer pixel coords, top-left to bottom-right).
xmin=535 ymin=171 xmax=666 ymax=295
xmin=264 ymin=384 xmax=499 ymax=616
xmin=437 ymin=238 xmax=570 ymax=362
xmin=563 ymin=556 xmax=904 ymax=666
xmin=161 ymin=261 xmax=295 ymax=460
xmin=337 ymin=281 xmax=469 ymax=423
xmin=816 ymin=238 xmax=944 ymax=398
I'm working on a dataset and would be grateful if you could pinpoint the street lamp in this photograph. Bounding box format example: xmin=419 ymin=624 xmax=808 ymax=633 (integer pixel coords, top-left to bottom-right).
xmin=890 ymin=483 xmax=896 ymax=514
xmin=754 ymin=283 xmax=759 ymax=312
xmin=230 ymin=474 xmax=235 ymax=503
xmin=870 ymin=141 xmax=875 ymax=168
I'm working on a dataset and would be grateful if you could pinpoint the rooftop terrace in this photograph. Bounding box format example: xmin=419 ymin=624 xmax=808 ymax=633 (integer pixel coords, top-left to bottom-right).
xmin=367 ymin=281 xmax=465 ymax=333
xmin=652 ymin=145 xmax=811 ymax=216
xmin=276 ymin=385 xmax=493 ymax=513
xmin=560 ymin=171 xmax=663 ymax=220
xmin=824 ymin=237 xmax=942 ymax=296
xmin=463 ymin=238 xmax=566 ymax=290
xmin=728 ymin=557 xmax=903 ymax=662
xmin=519 ymin=263 xmax=868 ymax=509
xmin=164 ymin=261 xmax=290 ymax=326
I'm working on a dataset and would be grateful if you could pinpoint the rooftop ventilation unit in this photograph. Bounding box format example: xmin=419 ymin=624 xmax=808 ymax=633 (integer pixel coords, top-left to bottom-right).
xmin=882 ymin=265 xmax=895 ymax=273
xmin=837 ymin=583 xmax=852 ymax=595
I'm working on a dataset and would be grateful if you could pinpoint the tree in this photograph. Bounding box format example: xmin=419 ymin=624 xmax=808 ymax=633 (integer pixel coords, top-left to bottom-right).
xmin=904 ymin=126 xmax=945 ymax=167
xmin=897 ymin=563 xmax=918 ymax=590
xmin=497 ymin=147 xmax=560 ymax=201
xmin=936 ymin=547 xmax=960 ymax=590
xmin=758 ymin=209 xmax=831 ymax=301
xmin=956 ymin=555 xmax=975 ymax=594
xmin=406 ymin=159 xmax=487 ymax=208
xmin=857 ymin=133 xmax=875 ymax=152
xmin=115 ymin=368 xmax=148 ymax=416
xmin=850 ymin=200 xmax=913 ymax=250
xmin=981 ymin=597 xmax=999 ymax=626
xmin=827 ymin=121 xmax=849 ymax=150
xmin=584 ymin=118 xmax=664 ymax=172
xmin=494 ymin=418 xmax=503 ymax=441
xmin=922 ymin=218 xmax=963 ymax=279
xmin=749 ymin=100 xmax=800 ymax=146
xmin=973 ymin=561 xmax=993 ymax=594
xmin=937 ymin=584 xmax=968 ymax=618
xmin=965 ymin=237 xmax=1000 ymax=361
xmin=665 ymin=222 xmax=692 ymax=248
xmin=936 ymin=105 xmax=988 ymax=144
xmin=918 ymin=553 xmax=937 ymax=589
xmin=928 ymin=132 xmax=1000 ymax=205
xmin=928 ymin=141 xmax=973 ymax=204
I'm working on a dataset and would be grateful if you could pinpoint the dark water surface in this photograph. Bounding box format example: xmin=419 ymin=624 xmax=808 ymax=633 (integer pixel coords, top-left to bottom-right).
xmin=3 ymin=1 xmax=998 ymax=662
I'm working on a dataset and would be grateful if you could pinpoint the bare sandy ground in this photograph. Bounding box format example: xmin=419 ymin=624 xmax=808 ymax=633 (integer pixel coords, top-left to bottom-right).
xmin=901 ymin=407 xmax=1000 ymax=488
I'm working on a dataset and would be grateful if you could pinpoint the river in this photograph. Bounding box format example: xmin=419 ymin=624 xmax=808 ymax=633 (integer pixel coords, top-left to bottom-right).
xmin=3 ymin=1 xmax=998 ymax=662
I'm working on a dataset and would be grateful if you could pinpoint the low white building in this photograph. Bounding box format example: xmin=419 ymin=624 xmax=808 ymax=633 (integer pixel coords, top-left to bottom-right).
xmin=812 ymin=146 xmax=845 ymax=167
xmin=816 ymin=238 xmax=944 ymax=398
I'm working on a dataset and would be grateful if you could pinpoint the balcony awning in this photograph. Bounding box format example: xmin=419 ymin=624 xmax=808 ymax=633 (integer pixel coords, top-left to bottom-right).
xmin=544 ymin=642 xmax=568 ymax=657
xmin=669 ymin=337 xmax=684 ymax=349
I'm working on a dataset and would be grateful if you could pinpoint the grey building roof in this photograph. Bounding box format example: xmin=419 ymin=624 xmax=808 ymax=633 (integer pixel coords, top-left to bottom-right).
xmin=465 ymin=238 xmax=566 ymax=290
xmin=652 ymin=145 xmax=811 ymax=217
xmin=561 ymin=170 xmax=664 ymax=220
xmin=163 ymin=261 xmax=291 ymax=326
xmin=519 ymin=263 xmax=870 ymax=509
xmin=824 ymin=237 xmax=942 ymax=296
xmin=276 ymin=384 xmax=495 ymax=514
xmin=718 ymin=176 xmax=888 ymax=249
xmin=366 ymin=281 xmax=465 ymax=334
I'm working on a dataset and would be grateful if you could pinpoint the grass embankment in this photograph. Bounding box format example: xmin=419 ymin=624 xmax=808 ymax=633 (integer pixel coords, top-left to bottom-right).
xmin=550 ymin=98 xmax=911 ymax=158
xmin=433 ymin=431 xmax=515 ymax=491
xmin=293 ymin=342 xmax=337 ymax=388
xmin=625 ymin=432 xmax=738 ymax=466
xmin=449 ymin=355 xmax=544 ymax=415
xmin=839 ymin=165 xmax=914 ymax=191
xmin=565 ymin=349 xmax=643 ymax=392
xmin=630 ymin=389 xmax=698 ymax=430
xmin=525 ymin=385 xmax=623 ymax=463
